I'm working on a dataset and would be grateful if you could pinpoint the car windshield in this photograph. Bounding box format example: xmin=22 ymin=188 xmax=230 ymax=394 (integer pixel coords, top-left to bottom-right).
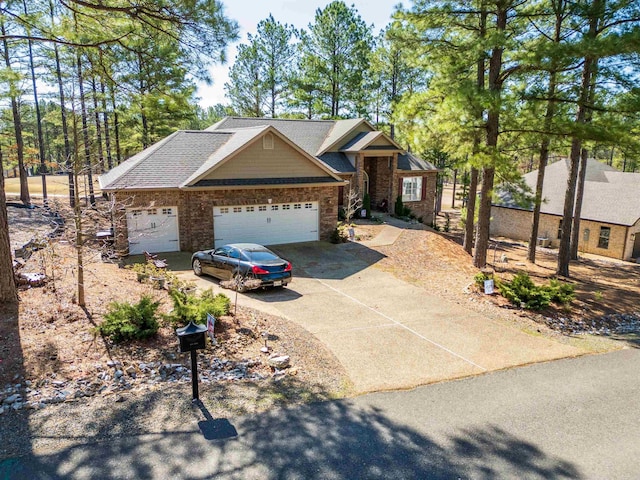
xmin=245 ymin=250 xmax=279 ymax=262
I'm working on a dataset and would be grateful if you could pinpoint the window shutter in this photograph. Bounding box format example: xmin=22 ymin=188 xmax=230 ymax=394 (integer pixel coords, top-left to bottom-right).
xmin=398 ymin=178 xmax=403 ymax=198
xmin=421 ymin=176 xmax=427 ymax=201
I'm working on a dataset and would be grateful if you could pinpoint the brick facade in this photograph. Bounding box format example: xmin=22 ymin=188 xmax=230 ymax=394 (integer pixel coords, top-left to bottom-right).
xmin=491 ymin=206 xmax=636 ymax=260
xmin=399 ymin=172 xmax=437 ymax=226
xmin=112 ymin=186 xmax=338 ymax=254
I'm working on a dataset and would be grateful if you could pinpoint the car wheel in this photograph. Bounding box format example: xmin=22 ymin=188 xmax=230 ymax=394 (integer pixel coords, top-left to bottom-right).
xmin=192 ymin=259 xmax=203 ymax=276
xmin=233 ymin=272 xmax=247 ymax=293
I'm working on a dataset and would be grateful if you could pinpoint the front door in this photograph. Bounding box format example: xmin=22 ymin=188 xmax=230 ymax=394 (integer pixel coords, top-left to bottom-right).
xmin=633 ymin=233 xmax=640 ymax=258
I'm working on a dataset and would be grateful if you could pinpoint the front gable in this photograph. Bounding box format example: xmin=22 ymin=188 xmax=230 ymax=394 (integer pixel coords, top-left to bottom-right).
xmin=203 ymin=132 xmax=330 ymax=181
xmin=183 ymin=126 xmax=345 ymax=188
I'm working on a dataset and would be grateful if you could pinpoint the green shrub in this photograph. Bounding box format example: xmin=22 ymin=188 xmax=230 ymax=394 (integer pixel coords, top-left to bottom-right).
xmin=363 ymin=193 xmax=371 ymax=219
xmin=547 ymin=278 xmax=576 ymax=306
xmin=497 ymin=273 xmax=574 ymax=311
xmin=395 ymin=196 xmax=404 ymax=216
xmin=330 ymin=223 xmax=349 ymax=244
xmin=98 ymin=295 xmax=160 ymax=343
xmin=167 ymin=288 xmax=231 ymax=326
xmin=474 ymin=271 xmax=493 ymax=287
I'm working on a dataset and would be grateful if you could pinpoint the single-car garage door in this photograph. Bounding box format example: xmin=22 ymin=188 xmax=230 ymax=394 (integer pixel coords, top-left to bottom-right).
xmin=126 ymin=207 xmax=179 ymax=255
xmin=213 ymin=202 xmax=318 ymax=247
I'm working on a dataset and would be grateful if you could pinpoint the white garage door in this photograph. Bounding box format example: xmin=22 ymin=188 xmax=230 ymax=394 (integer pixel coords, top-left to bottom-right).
xmin=213 ymin=202 xmax=318 ymax=247
xmin=126 ymin=207 xmax=179 ymax=255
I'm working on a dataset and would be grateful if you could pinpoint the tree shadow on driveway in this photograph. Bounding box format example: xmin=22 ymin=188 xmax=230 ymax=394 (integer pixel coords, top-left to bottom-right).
xmin=16 ymin=383 xmax=582 ymax=479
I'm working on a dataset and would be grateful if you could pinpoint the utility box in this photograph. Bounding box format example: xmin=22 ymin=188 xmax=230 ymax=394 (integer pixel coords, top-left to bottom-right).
xmin=176 ymin=321 xmax=207 ymax=353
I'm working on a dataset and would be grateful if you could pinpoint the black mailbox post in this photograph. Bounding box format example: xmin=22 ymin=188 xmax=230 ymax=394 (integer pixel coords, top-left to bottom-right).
xmin=176 ymin=321 xmax=207 ymax=400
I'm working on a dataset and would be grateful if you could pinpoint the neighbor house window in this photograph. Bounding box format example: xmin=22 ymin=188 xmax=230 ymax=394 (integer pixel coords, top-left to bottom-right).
xmin=402 ymin=177 xmax=422 ymax=202
xmin=598 ymin=226 xmax=610 ymax=249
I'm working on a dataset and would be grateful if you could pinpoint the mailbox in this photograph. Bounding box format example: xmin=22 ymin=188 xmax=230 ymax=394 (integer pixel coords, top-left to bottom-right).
xmin=176 ymin=321 xmax=207 ymax=353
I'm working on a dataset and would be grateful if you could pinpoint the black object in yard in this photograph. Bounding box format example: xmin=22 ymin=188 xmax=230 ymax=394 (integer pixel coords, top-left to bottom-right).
xmin=176 ymin=321 xmax=207 ymax=400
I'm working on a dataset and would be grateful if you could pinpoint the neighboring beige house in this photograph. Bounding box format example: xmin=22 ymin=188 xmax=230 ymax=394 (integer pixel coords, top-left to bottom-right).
xmin=99 ymin=117 xmax=437 ymax=255
xmin=491 ymin=158 xmax=640 ymax=261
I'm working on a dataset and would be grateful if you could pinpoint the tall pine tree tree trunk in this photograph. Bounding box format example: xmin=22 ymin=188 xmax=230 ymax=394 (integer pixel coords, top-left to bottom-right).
xmin=101 ymin=79 xmax=114 ymax=170
xmin=570 ymin=147 xmax=589 ymax=259
xmin=473 ymin=4 xmax=507 ymax=269
xmin=571 ymin=62 xmax=598 ymax=260
xmin=527 ymin=71 xmax=558 ymax=263
xmin=463 ymin=4 xmax=486 ymax=256
xmin=0 ymin=144 xmax=18 ymax=304
xmin=91 ymin=76 xmax=105 ymax=173
xmin=109 ymin=84 xmax=122 ymax=164
xmin=76 ymin=50 xmax=96 ymax=206
xmin=557 ymin=0 xmax=600 ymax=277
xmin=1 ymin=20 xmax=30 ymax=206
xmin=528 ymin=0 xmax=565 ymax=263
xmin=51 ymin=1 xmax=74 ymax=206
xmin=23 ymin=0 xmax=47 ymax=201
xmin=463 ymin=167 xmax=478 ymax=254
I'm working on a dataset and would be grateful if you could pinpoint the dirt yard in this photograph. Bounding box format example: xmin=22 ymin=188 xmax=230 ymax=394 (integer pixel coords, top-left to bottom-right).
xmin=3 ymin=199 xmax=640 ymax=423
xmin=2 ymin=201 xmax=350 ymax=421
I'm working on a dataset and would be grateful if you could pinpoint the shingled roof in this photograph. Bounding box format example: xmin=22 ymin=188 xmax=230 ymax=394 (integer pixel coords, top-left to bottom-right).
xmin=99 ymin=131 xmax=233 ymax=190
xmin=494 ymin=158 xmax=640 ymax=227
xmin=207 ymin=117 xmax=335 ymax=156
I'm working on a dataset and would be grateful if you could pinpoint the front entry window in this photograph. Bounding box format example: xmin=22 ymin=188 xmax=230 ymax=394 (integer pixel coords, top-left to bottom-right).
xmin=402 ymin=177 xmax=423 ymax=202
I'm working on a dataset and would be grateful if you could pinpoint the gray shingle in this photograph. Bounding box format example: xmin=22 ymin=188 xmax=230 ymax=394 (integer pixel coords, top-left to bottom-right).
xmin=318 ymin=153 xmax=355 ymax=173
xmin=495 ymin=158 xmax=640 ymax=226
xmin=100 ymin=131 xmax=232 ymax=190
xmin=398 ymin=153 xmax=438 ymax=172
xmin=207 ymin=117 xmax=335 ymax=156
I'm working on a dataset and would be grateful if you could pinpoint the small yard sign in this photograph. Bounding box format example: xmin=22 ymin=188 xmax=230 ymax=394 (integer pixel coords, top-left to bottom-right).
xmin=207 ymin=313 xmax=216 ymax=343
xmin=484 ymin=279 xmax=495 ymax=295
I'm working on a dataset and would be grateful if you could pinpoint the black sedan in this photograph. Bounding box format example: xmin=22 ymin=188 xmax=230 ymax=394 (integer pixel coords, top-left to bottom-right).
xmin=191 ymin=243 xmax=292 ymax=292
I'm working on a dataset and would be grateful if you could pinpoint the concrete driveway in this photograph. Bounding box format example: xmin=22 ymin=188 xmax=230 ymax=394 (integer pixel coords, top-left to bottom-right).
xmin=169 ymin=242 xmax=581 ymax=393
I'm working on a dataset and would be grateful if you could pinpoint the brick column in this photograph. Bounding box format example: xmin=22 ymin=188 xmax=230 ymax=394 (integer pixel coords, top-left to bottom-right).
xmin=355 ymin=153 xmax=365 ymax=198
xmin=390 ymin=152 xmax=399 ymax=205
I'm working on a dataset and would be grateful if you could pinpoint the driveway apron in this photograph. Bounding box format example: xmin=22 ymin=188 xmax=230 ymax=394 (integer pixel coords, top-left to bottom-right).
xmin=178 ymin=243 xmax=581 ymax=393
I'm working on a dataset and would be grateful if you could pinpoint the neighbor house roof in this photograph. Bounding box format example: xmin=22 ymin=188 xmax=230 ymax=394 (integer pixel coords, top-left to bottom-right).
xmin=494 ymin=158 xmax=640 ymax=226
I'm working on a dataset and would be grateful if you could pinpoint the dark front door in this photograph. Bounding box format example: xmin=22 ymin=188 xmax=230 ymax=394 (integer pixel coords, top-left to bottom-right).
xmin=633 ymin=233 xmax=640 ymax=258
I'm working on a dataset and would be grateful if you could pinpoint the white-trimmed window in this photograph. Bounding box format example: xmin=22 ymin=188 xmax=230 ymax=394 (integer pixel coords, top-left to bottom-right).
xmin=259 ymin=205 xmax=267 ymax=212
xmin=246 ymin=206 xmax=254 ymax=212
xmin=402 ymin=177 xmax=423 ymax=202
xmin=233 ymin=207 xmax=242 ymax=213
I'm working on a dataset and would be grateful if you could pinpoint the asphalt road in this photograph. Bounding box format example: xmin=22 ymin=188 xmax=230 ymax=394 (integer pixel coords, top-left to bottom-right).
xmin=4 ymin=348 xmax=639 ymax=479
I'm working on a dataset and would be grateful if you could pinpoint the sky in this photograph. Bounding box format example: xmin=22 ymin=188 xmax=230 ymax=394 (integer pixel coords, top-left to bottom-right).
xmin=196 ymin=0 xmax=402 ymax=108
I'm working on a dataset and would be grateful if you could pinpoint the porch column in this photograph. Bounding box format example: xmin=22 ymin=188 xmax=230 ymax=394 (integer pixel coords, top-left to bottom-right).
xmin=355 ymin=153 xmax=365 ymax=197
xmin=390 ymin=152 xmax=399 ymax=205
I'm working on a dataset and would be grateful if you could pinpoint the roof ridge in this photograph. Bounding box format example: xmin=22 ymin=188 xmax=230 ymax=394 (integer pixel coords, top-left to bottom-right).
xmin=228 ymin=116 xmax=336 ymax=124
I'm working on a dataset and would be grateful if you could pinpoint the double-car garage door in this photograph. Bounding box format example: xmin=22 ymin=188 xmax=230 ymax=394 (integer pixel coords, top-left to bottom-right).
xmin=127 ymin=201 xmax=319 ymax=253
xmin=213 ymin=201 xmax=319 ymax=247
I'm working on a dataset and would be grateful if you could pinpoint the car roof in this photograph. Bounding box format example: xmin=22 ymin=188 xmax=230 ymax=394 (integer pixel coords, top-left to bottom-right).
xmin=224 ymin=243 xmax=270 ymax=251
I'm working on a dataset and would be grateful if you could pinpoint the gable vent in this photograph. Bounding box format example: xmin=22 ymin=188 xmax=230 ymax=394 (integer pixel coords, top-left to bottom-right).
xmin=263 ymin=133 xmax=274 ymax=150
